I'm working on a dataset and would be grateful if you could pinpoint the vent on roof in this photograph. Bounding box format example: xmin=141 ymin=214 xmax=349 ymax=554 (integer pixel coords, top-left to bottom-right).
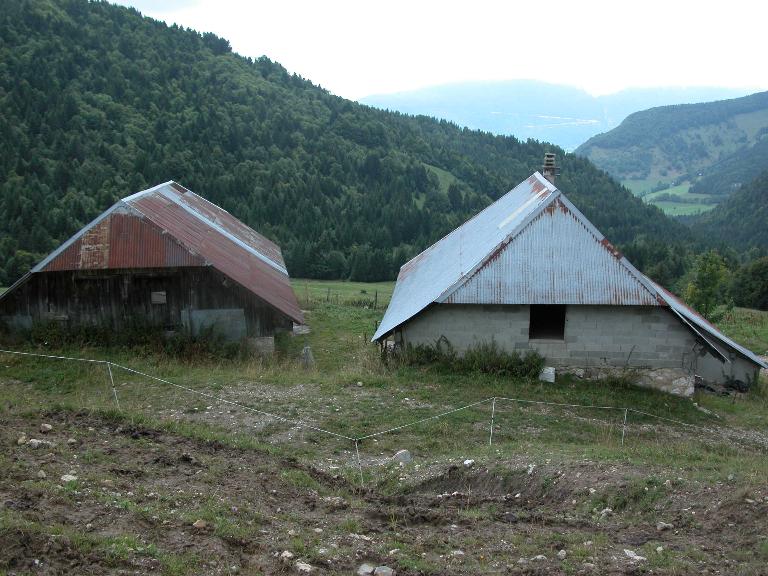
xmin=542 ymin=153 xmax=559 ymax=185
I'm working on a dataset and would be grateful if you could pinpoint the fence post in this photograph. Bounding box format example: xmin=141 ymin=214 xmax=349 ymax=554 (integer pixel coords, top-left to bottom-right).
xmin=621 ymin=408 xmax=628 ymax=446
xmin=106 ymin=362 xmax=120 ymax=410
xmin=374 ymin=290 xmax=378 ymax=310
xmin=489 ymin=397 xmax=497 ymax=446
xmin=354 ymin=439 xmax=364 ymax=488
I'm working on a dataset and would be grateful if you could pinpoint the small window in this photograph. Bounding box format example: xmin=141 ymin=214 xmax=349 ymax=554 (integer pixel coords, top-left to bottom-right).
xmin=151 ymin=291 xmax=167 ymax=305
xmin=529 ymin=305 xmax=566 ymax=340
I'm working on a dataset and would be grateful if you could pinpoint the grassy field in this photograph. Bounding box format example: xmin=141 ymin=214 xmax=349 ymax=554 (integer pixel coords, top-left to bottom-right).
xmin=622 ymin=180 xmax=719 ymax=215
xmin=1 ymin=280 xmax=767 ymax=574
xmin=716 ymin=307 xmax=768 ymax=355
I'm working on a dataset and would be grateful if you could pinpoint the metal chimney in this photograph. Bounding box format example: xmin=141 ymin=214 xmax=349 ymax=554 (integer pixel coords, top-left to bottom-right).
xmin=542 ymin=153 xmax=558 ymax=185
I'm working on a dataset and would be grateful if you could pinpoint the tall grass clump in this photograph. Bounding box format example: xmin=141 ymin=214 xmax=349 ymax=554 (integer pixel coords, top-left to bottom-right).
xmin=400 ymin=337 xmax=544 ymax=378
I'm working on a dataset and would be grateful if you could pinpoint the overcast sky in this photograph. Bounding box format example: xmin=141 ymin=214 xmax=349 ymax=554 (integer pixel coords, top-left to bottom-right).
xmin=115 ymin=0 xmax=767 ymax=100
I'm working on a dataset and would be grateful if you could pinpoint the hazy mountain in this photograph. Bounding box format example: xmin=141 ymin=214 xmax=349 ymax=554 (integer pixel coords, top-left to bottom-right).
xmin=360 ymin=81 xmax=753 ymax=151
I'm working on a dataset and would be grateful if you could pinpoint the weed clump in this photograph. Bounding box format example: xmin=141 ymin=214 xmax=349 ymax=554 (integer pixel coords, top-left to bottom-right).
xmin=399 ymin=336 xmax=544 ymax=379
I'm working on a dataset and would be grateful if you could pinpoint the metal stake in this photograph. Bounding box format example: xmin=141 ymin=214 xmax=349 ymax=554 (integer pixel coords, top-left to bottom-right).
xmin=489 ymin=397 xmax=497 ymax=446
xmin=621 ymin=408 xmax=628 ymax=446
xmin=354 ymin=439 xmax=364 ymax=488
xmin=106 ymin=362 xmax=120 ymax=410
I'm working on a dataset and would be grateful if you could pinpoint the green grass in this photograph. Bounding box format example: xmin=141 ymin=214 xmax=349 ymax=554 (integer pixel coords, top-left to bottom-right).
xmin=648 ymin=201 xmax=716 ymax=216
xmin=424 ymin=163 xmax=459 ymax=194
xmin=716 ymin=307 xmax=768 ymax=355
xmin=0 ymin=286 xmax=6 ymax=295
xmin=0 ymin=280 xmax=766 ymax=491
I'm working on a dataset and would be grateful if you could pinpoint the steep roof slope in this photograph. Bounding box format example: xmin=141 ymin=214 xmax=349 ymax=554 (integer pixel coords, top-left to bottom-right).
xmin=2 ymin=181 xmax=303 ymax=324
xmin=373 ymin=173 xmax=766 ymax=369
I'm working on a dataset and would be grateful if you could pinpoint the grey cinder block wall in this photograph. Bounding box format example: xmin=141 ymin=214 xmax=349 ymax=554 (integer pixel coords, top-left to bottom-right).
xmin=397 ymin=304 xmax=758 ymax=393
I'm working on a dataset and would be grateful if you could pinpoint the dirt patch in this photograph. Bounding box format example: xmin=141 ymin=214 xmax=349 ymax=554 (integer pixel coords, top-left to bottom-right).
xmin=2 ymin=409 xmax=767 ymax=575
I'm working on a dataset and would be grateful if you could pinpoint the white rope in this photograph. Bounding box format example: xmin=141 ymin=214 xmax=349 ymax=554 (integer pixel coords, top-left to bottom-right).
xmin=356 ymin=398 xmax=493 ymax=440
xmin=0 ymin=348 xmax=354 ymax=441
xmin=109 ymin=362 xmax=356 ymax=441
xmin=0 ymin=348 xmax=109 ymax=364
xmin=493 ymin=396 xmax=626 ymax=411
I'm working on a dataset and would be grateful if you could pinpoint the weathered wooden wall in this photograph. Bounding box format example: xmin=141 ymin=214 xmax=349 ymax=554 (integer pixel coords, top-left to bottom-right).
xmin=0 ymin=267 xmax=292 ymax=338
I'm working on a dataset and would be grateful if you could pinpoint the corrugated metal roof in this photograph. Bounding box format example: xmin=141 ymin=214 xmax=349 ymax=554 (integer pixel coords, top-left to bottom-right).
xmin=11 ymin=181 xmax=303 ymax=324
xmin=372 ymin=171 xmax=766 ymax=370
xmin=443 ymin=195 xmax=660 ymax=306
xmin=373 ymin=173 xmax=556 ymax=341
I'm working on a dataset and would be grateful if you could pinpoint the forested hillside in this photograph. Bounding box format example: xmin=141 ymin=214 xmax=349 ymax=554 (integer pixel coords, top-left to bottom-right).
xmin=0 ymin=0 xmax=692 ymax=286
xmin=693 ymin=171 xmax=768 ymax=251
xmin=576 ymin=92 xmax=768 ymax=183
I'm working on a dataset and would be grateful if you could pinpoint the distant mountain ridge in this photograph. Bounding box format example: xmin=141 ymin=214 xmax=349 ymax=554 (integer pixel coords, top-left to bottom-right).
xmin=576 ymin=91 xmax=768 ymax=192
xmin=360 ymin=81 xmax=753 ymax=151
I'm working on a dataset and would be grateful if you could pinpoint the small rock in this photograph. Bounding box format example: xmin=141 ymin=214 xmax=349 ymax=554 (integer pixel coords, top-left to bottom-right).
xmin=582 ymin=562 xmax=595 ymax=571
xmin=531 ymin=555 xmax=547 ymax=562
xmin=295 ymin=561 xmax=313 ymax=573
xmin=656 ymin=546 xmax=664 ymax=553
xmin=192 ymin=519 xmax=207 ymax=529
xmin=313 ymin=527 xmax=323 ymax=534
xmin=321 ymin=496 xmax=348 ymax=510
xmin=388 ymin=549 xmax=399 ymax=555
xmin=27 ymin=439 xmax=52 ymax=449
xmin=67 ymin=438 xmax=78 ymax=446
xmin=357 ymin=381 xmax=363 ymax=387
xmin=624 ymin=549 xmax=647 ymax=562
xmin=60 ymin=474 xmax=77 ymax=483
xmin=557 ymin=549 xmax=567 ymax=560
xmin=393 ymin=449 xmax=411 ymax=464
xmin=356 ymin=563 xmax=375 ymax=575
xmin=280 ymin=551 xmax=295 ymax=564
xmin=584 ymin=540 xmax=593 ymax=546
xmin=288 ymin=529 xmax=298 ymax=536
xmin=516 ymin=558 xmax=528 ymax=565
xmin=36 ymin=470 xmax=47 ymax=479
xmin=463 ymin=459 xmax=475 ymax=468
xmin=450 ymin=550 xmax=464 ymax=556
xmin=16 ymin=435 xmax=27 ymax=445
xmin=85 ymin=523 xmax=93 ymax=531
xmin=656 ymin=521 xmax=674 ymax=531
xmin=101 ymin=479 xmax=114 ymax=487
xmin=373 ymin=567 xmax=395 ymax=576
xmin=40 ymin=423 xmax=53 ymax=433
xmin=599 ymin=507 xmax=613 ymax=517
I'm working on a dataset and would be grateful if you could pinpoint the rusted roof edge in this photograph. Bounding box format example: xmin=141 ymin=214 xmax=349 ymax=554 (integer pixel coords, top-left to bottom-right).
xmin=153 ymin=186 xmax=288 ymax=276
xmin=29 ymin=201 xmax=127 ymax=274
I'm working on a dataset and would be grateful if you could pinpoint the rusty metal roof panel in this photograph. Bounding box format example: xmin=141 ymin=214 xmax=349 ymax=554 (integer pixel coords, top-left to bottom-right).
xmin=373 ymin=172 xmax=557 ymax=340
xmin=443 ymin=195 xmax=660 ymax=306
xmin=25 ymin=181 xmax=303 ymax=324
xmin=41 ymin=209 xmax=205 ymax=271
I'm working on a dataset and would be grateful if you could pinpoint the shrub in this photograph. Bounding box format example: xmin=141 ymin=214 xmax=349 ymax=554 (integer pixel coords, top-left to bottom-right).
xmin=399 ymin=337 xmax=544 ymax=379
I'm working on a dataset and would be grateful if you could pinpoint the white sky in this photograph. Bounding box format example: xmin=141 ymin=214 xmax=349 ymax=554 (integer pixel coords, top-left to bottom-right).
xmin=116 ymin=0 xmax=767 ymax=100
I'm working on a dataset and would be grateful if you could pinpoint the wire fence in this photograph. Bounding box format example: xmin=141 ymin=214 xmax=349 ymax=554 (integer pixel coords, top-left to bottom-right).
xmin=1 ymin=347 xmax=764 ymax=488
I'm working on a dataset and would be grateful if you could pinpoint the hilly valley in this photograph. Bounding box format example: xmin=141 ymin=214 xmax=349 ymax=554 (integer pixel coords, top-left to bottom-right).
xmin=0 ymin=0 xmax=693 ymax=287
xmin=576 ymin=92 xmax=768 ymax=216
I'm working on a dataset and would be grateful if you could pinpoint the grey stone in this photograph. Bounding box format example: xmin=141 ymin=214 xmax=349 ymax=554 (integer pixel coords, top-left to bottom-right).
xmin=36 ymin=470 xmax=46 ymax=479
xmin=656 ymin=521 xmax=674 ymax=531
xmin=557 ymin=549 xmax=567 ymax=559
xmin=356 ymin=564 xmax=375 ymax=576
xmin=300 ymin=345 xmax=315 ymax=369
xmin=295 ymin=561 xmax=313 ymax=573
xmin=373 ymin=567 xmax=395 ymax=576
xmin=531 ymin=554 xmax=547 ymax=562
xmin=60 ymin=474 xmax=78 ymax=483
xmin=393 ymin=449 xmax=411 ymax=464
xmin=39 ymin=423 xmax=52 ymax=433
xmin=463 ymin=459 xmax=474 ymax=468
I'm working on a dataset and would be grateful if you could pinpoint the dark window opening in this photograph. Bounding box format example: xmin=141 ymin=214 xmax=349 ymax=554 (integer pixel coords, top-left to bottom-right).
xmin=529 ymin=305 xmax=566 ymax=340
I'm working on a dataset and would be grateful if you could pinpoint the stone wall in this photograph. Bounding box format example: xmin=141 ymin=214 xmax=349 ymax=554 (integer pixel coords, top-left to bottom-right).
xmin=397 ymin=304 xmax=755 ymax=395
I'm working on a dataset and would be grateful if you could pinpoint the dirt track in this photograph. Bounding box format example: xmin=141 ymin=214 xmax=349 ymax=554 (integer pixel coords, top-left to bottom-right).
xmin=2 ymin=410 xmax=767 ymax=575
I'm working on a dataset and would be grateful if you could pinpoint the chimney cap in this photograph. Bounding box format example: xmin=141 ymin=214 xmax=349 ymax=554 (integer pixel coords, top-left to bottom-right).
xmin=542 ymin=152 xmax=559 ymax=184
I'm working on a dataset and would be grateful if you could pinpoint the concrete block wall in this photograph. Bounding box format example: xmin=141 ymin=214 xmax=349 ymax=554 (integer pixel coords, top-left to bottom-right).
xmin=399 ymin=304 xmax=698 ymax=370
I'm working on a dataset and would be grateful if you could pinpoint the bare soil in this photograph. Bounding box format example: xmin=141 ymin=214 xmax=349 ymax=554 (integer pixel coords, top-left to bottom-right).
xmin=2 ymin=409 xmax=766 ymax=575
